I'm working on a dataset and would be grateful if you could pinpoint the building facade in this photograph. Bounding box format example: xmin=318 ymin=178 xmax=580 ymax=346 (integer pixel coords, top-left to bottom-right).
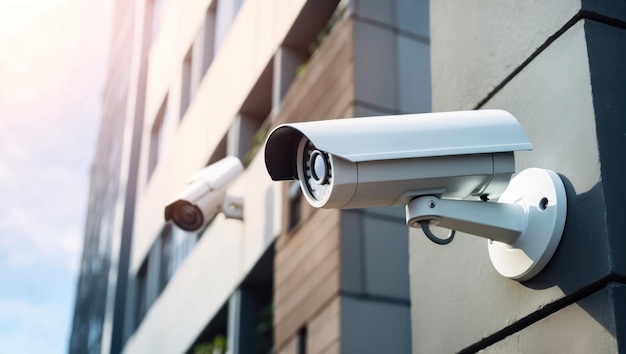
xmin=73 ymin=1 xmax=626 ymax=353
xmin=71 ymin=0 xmax=429 ymax=353
xmin=69 ymin=0 xmax=137 ymax=352
xmin=409 ymin=1 xmax=626 ymax=352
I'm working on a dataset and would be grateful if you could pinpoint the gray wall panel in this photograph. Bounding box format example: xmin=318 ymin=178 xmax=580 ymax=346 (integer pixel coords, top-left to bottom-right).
xmin=430 ymin=0 xmax=580 ymax=111
xmin=396 ymin=35 xmax=430 ymax=114
xmin=341 ymin=296 xmax=411 ymax=354
xmin=395 ymin=0 xmax=429 ymax=39
xmin=481 ymin=285 xmax=618 ymax=353
xmin=410 ymin=19 xmax=619 ymax=352
xmin=341 ymin=207 xmax=409 ymax=301
xmin=353 ymin=20 xmax=398 ymax=112
xmin=584 ymin=20 xmax=626 ymax=276
xmin=361 ymin=215 xmax=410 ymax=300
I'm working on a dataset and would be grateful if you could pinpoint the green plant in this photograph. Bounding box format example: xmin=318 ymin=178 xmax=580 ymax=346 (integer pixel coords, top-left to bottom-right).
xmin=192 ymin=334 xmax=226 ymax=354
xmin=243 ymin=123 xmax=270 ymax=167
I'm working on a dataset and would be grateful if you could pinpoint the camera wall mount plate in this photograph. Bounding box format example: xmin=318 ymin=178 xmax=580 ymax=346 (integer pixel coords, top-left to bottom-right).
xmin=488 ymin=168 xmax=567 ymax=281
xmin=406 ymin=168 xmax=567 ymax=281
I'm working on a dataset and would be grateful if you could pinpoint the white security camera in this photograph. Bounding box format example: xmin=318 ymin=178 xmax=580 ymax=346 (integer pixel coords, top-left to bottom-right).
xmin=264 ymin=110 xmax=532 ymax=209
xmin=164 ymin=156 xmax=244 ymax=232
xmin=264 ymin=110 xmax=568 ymax=281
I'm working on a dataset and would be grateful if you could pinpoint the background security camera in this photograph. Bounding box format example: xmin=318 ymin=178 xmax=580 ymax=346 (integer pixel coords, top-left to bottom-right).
xmin=164 ymin=156 xmax=244 ymax=232
xmin=264 ymin=110 xmax=532 ymax=209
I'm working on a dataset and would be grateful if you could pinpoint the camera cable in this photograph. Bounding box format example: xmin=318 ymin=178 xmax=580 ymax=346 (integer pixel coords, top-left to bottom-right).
xmin=418 ymin=220 xmax=455 ymax=245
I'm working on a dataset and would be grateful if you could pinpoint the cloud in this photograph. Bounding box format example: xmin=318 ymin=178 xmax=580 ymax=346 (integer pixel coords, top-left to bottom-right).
xmin=0 ymin=1 xmax=113 ymax=353
xmin=0 ymin=0 xmax=110 ymax=103
xmin=0 ymin=0 xmax=71 ymax=35
xmin=0 ymin=299 xmax=62 ymax=330
xmin=0 ymin=332 xmax=61 ymax=354
xmin=0 ymin=299 xmax=68 ymax=354
xmin=0 ymin=199 xmax=86 ymax=271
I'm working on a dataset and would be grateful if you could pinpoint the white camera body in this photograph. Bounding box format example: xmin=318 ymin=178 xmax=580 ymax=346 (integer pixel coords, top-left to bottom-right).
xmin=264 ymin=110 xmax=569 ymax=281
xmin=164 ymin=156 xmax=244 ymax=232
xmin=265 ymin=110 xmax=532 ymax=209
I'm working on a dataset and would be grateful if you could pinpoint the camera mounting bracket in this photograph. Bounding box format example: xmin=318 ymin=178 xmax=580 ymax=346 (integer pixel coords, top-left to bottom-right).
xmin=221 ymin=195 xmax=244 ymax=220
xmin=406 ymin=168 xmax=567 ymax=281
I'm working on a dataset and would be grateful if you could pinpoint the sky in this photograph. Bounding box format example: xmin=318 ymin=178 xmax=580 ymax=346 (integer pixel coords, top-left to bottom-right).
xmin=0 ymin=0 xmax=112 ymax=352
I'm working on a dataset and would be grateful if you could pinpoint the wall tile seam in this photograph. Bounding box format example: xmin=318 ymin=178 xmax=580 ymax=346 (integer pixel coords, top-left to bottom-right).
xmin=351 ymin=14 xmax=430 ymax=45
xmin=341 ymin=290 xmax=411 ymax=307
xmin=475 ymin=11 xmax=626 ymax=111
xmin=457 ymin=274 xmax=626 ymax=353
xmin=473 ymin=13 xmax=581 ymax=110
xmin=353 ymin=99 xmax=401 ymax=116
xmin=342 ymin=209 xmax=406 ymax=223
xmin=581 ymin=9 xmax=626 ymax=30
xmin=474 ymin=11 xmax=582 ymax=109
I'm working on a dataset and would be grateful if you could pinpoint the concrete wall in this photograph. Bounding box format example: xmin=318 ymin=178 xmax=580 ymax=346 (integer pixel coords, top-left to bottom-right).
xmin=409 ymin=1 xmax=626 ymax=352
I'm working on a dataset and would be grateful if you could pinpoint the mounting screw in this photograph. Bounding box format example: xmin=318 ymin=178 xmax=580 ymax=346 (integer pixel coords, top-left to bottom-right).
xmin=428 ymin=200 xmax=436 ymax=208
xmin=539 ymin=197 xmax=549 ymax=210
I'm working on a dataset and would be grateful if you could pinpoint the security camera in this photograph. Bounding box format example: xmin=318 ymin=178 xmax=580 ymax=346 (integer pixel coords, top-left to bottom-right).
xmin=264 ymin=110 xmax=568 ymax=281
xmin=164 ymin=156 xmax=244 ymax=232
xmin=264 ymin=110 xmax=532 ymax=209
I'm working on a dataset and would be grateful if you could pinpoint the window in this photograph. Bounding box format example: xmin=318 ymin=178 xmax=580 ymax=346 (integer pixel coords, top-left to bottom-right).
xmin=188 ymin=302 xmax=228 ymax=354
xmin=207 ymin=133 xmax=228 ymax=165
xmin=134 ymin=258 xmax=149 ymax=328
xmin=147 ymin=97 xmax=168 ymax=179
xmin=159 ymin=224 xmax=173 ymax=291
xmin=272 ymin=1 xmax=343 ymax=112
xmin=160 ymin=224 xmax=198 ymax=290
xmin=201 ymin=2 xmax=217 ymax=77
xmin=214 ymin=0 xmax=246 ymax=53
xmin=232 ymin=245 xmax=274 ymax=353
xmin=297 ymin=326 xmax=307 ymax=354
xmin=180 ymin=47 xmax=192 ymax=121
xmin=86 ymin=318 xmax=103 ymax=353
xmin=272 ymin=46 xmax=307 ymax=112
xmin=229 ymin=61 xmax=272 ymax=166
xmin=288 ymin=181 xmax=302 ymax=231
xmin=150 ymin=0 xmax=166 ymax=40
xmin=133 ymin=225 xmax=199 ymax=333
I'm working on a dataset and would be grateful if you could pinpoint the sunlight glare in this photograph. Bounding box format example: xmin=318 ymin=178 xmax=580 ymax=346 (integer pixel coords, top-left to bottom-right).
xmin=0 ymin=0 xmax=70 ymax=35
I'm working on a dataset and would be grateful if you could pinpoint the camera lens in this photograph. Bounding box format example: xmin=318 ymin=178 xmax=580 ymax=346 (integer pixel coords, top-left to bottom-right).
xmin=310 ymin=150 xmax=328 ymax=184
xmin=300 ymin=139 xmax=332 ymax=202
xmin=172 ymin=200 xmax=203 ymax=231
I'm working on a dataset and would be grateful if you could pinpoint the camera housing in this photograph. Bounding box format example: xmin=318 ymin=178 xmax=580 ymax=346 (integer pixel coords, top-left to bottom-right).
xmin=265 ymin=110 xmax=532 ymax=209
xmin=264 ymin=110 xmax=568 ymax=281
xmin=164 ymin=156 xmax=244 ymax=232
xmin=265 ymin=110 xmax=567 ymax=281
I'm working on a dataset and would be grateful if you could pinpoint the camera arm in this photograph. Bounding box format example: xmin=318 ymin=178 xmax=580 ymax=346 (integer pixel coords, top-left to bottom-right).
xmin=405 ymin=168 xmax=567 ymax=281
